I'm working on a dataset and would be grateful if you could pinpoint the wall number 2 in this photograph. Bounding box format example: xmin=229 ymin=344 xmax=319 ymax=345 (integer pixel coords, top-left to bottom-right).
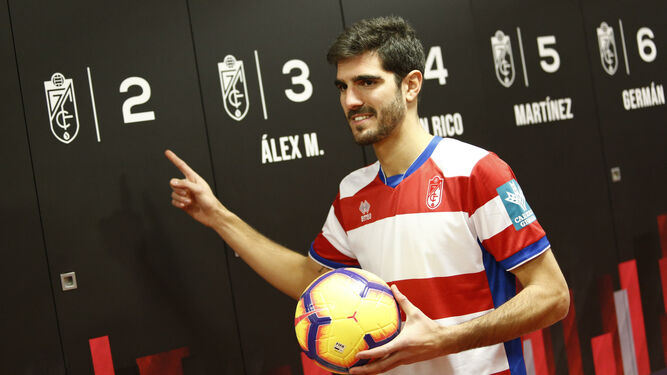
xmin=119 ymin=77 xmax=155 ymax=124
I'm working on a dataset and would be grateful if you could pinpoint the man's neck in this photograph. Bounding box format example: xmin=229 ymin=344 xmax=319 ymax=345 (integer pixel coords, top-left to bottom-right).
xmin=372 ymin=115 xmax=433 ymax=177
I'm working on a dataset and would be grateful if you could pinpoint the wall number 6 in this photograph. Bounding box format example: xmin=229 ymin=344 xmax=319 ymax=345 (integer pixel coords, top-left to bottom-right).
xmin=119 ymin=77 xmax=155 ymax=124
xmin=637 ymin=27 xmax=657 ymax=63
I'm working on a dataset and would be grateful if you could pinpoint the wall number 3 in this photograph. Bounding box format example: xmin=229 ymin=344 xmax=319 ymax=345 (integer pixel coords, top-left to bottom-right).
xmin=283 ymin=59 xmax=313 ymax=103
xmin=119 ymin=77 xmax=156 ymax=124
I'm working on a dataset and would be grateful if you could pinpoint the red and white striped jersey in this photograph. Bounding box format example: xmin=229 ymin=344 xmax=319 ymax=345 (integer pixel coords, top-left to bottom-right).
xmin=309 ymin=136 xmax=550 ymax=374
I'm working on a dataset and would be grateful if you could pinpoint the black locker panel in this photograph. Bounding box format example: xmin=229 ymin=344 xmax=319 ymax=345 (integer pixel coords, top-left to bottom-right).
xmin=469 ymin=1 xmax=618 ymax=373
xmin=0 ymin=2 xmax=66 ymax=374
xmin=187 ymin=0 xmax=364 ymax=372
xmin=10 ymin=0 xmax=243 ymax=373
xmin=581 ymin=0 xmax=667 ymax=370
xmin=341 ymin=0 xmax=619 ymax=373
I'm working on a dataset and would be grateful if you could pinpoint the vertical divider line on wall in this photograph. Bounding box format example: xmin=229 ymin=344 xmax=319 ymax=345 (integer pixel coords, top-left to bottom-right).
xmin=5 ymin=0 xmax=70 ymax=372
xmin=337 ymin=0 xmax=346 ymax=29
xmin=183 ymin=1 xmax=248 ymax=373
xmin=336 ymin=0 xmax=369 ymax=167
xmin=574 ymin=0 xmax=622 ymax=265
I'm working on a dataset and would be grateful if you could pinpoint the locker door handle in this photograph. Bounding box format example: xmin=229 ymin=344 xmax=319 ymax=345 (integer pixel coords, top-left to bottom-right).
xmin=60 ymin=272 xmax=78 ymax=291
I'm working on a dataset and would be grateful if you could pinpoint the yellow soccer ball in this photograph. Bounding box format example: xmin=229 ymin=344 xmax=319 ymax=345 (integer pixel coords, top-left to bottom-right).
xmin=294 ymin=268 xmax=401 ymax=374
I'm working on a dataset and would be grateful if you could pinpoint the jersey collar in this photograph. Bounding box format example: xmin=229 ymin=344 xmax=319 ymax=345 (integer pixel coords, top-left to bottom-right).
xmin=378 ymin=136 xmax=442 ymax=188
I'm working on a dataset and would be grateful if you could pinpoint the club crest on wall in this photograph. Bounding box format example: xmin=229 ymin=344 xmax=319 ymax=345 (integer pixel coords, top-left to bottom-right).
xmin=597 ymin=22 xmax=618 ymax=76
xmin=44 ymin=73 xmax=80 ymax=144
xmin=491 ymin=30 xmax=516 ymax=88
xmin=219 ymin=55 xmax=249 ymax=121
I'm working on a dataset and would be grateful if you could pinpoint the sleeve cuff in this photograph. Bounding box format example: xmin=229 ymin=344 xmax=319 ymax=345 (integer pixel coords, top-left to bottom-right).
xmin=309 ymin=242 xmax=360 ymax=270
xmin=500 ymin=236 xmax=551 ymax=271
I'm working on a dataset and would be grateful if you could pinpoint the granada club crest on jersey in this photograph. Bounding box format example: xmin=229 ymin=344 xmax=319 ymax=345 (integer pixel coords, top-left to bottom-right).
xmin=426 ymin=176 xmax=443 ymax=210
xmin=597 ymin=22 xmax=618 ymax=76
xmin=218 ymin=55 xmax=249 ymax=121
xmin=44 ymin=72 xmax=80 ymax=144
xmin=491 ymin=30 xmax=515 ymax=88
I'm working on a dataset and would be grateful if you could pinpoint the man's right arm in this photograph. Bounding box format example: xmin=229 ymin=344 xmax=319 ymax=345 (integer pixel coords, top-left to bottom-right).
xmin=165 ymin=149 xmax=329 ymax=299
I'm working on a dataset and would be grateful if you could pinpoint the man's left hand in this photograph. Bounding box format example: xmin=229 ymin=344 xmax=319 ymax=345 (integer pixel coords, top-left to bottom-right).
xmin=349 ymin=284 xmax=448 ymax=375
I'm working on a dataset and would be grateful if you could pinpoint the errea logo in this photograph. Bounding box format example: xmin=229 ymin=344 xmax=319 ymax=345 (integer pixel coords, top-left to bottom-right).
xmin=497 ymin=179 xmax=536 ymax=230
xmin=359 ymin=200 xmax=372 ymax=222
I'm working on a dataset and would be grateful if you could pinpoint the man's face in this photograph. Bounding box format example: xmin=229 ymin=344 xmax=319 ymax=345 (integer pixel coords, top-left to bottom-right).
xmin=335 ymin=52 xmax=406 ymax=146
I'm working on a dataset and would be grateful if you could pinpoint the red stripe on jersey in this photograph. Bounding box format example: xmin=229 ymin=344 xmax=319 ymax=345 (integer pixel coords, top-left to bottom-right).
xmin=482 ymin=220 xmax=546 ymax=262
xmin=311 ymin=233 xmax=359 ymax=267
xmin=468 ymin=153 xmax=517 ymax=213
xmin=491 ymin=370 xmax=511 ymax=375
xmin=389 ymin=271 xmax=494 ymax=321
xmin=338 ymin=160 xmax=474 ymax=232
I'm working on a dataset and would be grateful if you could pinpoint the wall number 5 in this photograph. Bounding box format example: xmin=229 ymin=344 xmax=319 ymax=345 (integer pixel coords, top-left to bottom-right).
xmin=119 ymin=77 xmax=155 ymax=124
xmin=537 ymin=35 xmax=560 ymax=73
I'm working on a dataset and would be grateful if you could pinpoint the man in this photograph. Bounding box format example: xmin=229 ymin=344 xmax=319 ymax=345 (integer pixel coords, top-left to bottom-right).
xmin=167 ymin=16 xmax=569 ymax=375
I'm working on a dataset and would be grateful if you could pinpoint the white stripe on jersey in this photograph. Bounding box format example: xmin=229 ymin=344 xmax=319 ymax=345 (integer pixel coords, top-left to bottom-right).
xmin=347 ymin=212 xmax=484 ymax=281
xmin=471 ymin=195 xmax=513 ymax=241
xmin=383 ymin=342 xmax=509 ymax=375
xmin=321 ymin=205 xmax=355 ymax=259
xmin=340 ymin=162 xmax=380 ymax=199
xmin=431 ymin=138 xmax=489 ymax=177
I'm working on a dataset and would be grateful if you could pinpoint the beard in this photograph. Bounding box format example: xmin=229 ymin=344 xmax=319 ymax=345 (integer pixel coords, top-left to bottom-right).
xmin=348 ymin=89 xmax=406 ymax=146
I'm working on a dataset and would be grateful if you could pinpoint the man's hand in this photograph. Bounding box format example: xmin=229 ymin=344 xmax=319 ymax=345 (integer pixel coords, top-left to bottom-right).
xmin=165 ymin=149 xmax=225 ymax=228
xmin=349 ymin=250 xmax=569 ymax=374
xmin=349 ymin=285 xmax=447 ymax=375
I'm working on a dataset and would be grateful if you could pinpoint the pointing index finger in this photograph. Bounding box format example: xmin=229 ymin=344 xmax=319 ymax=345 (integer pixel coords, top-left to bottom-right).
xmin=165 ymin=149 xmax=198 ymax=181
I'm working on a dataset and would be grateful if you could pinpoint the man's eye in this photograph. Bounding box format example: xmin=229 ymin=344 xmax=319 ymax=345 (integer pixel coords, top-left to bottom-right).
xmin=361 ymin=80 xmax=374 ymax=86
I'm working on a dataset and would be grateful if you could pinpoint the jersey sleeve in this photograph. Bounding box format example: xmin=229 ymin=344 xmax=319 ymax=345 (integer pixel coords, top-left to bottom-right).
xmin=309 ymin=193 xmax=360 ymax=269
xmin=468 ymin=153 xmax=550 ymax=271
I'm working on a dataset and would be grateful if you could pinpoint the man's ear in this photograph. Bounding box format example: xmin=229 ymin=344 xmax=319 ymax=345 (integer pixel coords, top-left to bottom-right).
xmin=403 ymin=70 xmax=423 ymax=102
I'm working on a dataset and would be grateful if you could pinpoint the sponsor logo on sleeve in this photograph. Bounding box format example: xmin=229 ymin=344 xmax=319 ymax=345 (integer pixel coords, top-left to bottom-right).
xmin=497 ymin=179 xmax=536 ymax=230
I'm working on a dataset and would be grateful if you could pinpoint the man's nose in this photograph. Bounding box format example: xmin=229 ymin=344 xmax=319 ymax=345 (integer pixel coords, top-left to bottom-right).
xmin=342 ymin=89 xmax=363 ymax=110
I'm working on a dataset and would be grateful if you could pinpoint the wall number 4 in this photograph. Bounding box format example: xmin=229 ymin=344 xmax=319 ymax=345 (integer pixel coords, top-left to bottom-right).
xmin=424 ymin=46 xmax=449 ymax=85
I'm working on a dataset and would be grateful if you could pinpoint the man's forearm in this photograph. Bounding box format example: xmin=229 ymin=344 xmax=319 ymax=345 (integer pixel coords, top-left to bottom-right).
xmin=443 ymin=278 xmax=569 ymax=354
xmin=441 ymin=250 xmax=569 ymax=354
xmin=210 ymin=207 xmax=325 ymax=299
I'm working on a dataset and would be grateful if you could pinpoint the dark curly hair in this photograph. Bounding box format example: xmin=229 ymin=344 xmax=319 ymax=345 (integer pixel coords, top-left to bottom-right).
xmin=327 ymin=16 xmax=426 ymax=85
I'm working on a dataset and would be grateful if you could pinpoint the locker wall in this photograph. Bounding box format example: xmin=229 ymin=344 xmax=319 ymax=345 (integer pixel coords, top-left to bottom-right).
xmin=1 ymin=1 xmax=66 ymax=373
xmin=1 ymin=0 xmax=665 ymax=373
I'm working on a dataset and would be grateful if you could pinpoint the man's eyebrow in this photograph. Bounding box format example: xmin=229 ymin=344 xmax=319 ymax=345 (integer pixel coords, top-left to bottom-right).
xmin=334 ymin=79 xmax=345 ymax=87
xmin=353 ymin=74 xmax=382 ymax=81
